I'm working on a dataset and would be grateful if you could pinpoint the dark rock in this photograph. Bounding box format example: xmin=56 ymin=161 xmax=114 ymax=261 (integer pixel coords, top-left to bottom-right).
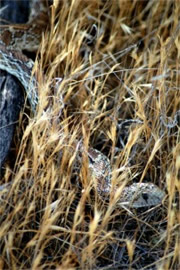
xmin=0 ymin=0 xmax=30 ymax=24
xmin=0 ymin=70 xmax=24 ymax=168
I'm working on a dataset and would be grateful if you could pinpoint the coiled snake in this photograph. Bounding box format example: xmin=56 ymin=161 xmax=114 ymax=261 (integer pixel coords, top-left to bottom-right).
xmin=0 ymin=0 xmax=165 ymax=208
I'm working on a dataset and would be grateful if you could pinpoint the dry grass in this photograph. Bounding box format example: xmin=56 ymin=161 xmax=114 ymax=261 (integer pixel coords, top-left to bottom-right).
xmin=0 ymin=0 xmax=180 ymax=269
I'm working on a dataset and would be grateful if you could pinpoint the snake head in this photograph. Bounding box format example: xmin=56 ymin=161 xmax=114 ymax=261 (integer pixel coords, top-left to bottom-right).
xmin=119 ymin=183 xmax=166 ymax=208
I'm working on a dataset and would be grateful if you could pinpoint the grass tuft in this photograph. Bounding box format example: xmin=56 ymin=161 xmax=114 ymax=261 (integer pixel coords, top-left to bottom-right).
xmin=0 ymin=0 xmax=180 ymax=269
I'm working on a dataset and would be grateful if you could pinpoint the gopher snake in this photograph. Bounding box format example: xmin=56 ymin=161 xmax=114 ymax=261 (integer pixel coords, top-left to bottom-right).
xmin=0 ymin=0 xmax=165 ymax=208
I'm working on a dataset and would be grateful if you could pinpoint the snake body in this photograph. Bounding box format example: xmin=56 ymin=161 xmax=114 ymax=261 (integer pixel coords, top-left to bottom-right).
xmin=0 ymin=44 xmax=38 ymax=111
xmin=0 ymin=0 xmax=165 ymax=208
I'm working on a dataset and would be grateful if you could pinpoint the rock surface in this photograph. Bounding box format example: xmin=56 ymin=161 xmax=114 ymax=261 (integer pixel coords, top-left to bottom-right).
xmin=0 ymin=70 xmax=24 ymax=168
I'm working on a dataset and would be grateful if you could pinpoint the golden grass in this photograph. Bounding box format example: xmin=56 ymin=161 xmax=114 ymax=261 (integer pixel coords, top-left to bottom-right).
xmin=0 ymin=0 xmax=180 ymax=269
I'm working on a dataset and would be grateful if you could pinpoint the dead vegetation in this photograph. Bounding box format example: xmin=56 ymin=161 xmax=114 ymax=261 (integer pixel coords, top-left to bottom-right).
xmin=0 ymin=0 xmax=180 ymax=269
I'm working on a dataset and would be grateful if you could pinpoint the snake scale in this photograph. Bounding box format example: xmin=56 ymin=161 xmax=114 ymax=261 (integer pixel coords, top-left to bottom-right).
xmin=0 ymin=0 xmax=165 ymax=208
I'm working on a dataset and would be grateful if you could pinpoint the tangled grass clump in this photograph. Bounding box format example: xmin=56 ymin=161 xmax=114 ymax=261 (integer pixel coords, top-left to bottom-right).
xmin=0 ymin=1 xmax=180 ymax=269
